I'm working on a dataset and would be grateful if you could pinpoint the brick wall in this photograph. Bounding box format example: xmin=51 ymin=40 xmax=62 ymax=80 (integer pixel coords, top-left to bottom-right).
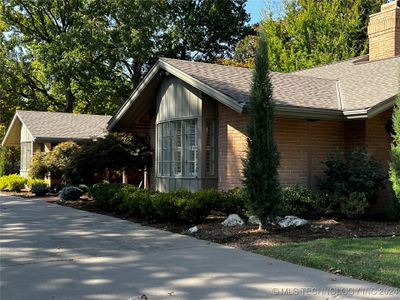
xmin=366 ymin=109 xmax=393 ymax=171
xmin=218 ymin=104 xmax=248 ymax=189
xmin=366 ymin=109 xmax=393 ymax=210
xmin=218 ymin=104 xmax=346 ymax=190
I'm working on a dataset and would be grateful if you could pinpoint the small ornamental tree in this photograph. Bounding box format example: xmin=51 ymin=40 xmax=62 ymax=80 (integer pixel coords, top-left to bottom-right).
xmin=71 ymin=133 xmax=152 ymax=181
xmin=390 ymin=88 xmax=400 ymax=199
xmin=243 ymin=31 xmax=281 ymax=230
xmin=47 ymin=142 xmax=80 ymax=182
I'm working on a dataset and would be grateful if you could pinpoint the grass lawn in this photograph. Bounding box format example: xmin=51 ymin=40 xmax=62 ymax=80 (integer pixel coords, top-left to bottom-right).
xmin=258 ymin=237 xmax=400 ymax=287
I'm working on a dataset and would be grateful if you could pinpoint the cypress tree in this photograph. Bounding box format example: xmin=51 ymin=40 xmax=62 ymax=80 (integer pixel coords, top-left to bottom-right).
xmin=243 ymin=31 xmax=281 ymax=230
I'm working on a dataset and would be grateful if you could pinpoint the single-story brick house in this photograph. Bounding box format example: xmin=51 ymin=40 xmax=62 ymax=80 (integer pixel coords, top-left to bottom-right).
xmin=1 ymin=110 xmax=111 ymax=177
xmin=107 ymin=1 xmax=400 ymax=209
xmin=1 ymin=1 xmax=399 ymax=210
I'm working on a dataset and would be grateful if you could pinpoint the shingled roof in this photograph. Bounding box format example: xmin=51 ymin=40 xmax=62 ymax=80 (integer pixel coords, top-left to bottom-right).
xmin=160 ymin=57 xmax=341 ymax=111
xmin=2 ymin=110 xmax=112 ymax=146
xmin=160 ymin=56 xmax=399 ymax=114
xmin=109 ymin=55 xmax=399 ymax=129
xmin=294 ymin=55 xmax=400 ymax=111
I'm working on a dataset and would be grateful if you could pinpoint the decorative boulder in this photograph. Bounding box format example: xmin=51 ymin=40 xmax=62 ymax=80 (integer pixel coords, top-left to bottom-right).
xmin=278 ymin=216 xmax=308 ymax=228
xmin=221 ymin=214 xmax=244 ymax=226
xmin=248 ymin=215 xmax=261 ymax=225
xmin=188 ymin=226 xmax=199 ymax=234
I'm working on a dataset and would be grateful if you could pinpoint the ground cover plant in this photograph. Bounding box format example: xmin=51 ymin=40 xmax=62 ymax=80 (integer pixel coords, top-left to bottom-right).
xmin=0 ymin=174 xmax=28 ymax=192
xmin=258 ymin=237 xmax=400 ymax=288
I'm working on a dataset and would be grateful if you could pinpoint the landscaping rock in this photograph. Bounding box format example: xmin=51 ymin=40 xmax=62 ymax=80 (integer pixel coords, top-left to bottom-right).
xmin=221 ymin=214 xmax=244 ymax=226
xmin=247 ymin=215 xmax=261 ymax=225
xmin=188 ymin=226 xmax=199 ymax=234
xmin=278 ymin=216 xmax=308 ymax=228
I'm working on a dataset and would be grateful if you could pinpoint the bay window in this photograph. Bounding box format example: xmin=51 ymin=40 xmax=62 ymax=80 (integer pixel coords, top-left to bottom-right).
xmin=157 ymin=119 xmax=198 ymax=177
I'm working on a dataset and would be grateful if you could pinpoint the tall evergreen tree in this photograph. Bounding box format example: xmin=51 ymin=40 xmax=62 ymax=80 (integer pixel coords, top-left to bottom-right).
xmin=243 ymin=31 xmax=281 ymax=230
xmin=390 ymin=89 xmax=400 ymax=199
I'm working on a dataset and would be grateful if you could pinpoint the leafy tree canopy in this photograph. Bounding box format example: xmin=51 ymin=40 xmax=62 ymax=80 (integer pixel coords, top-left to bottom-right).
xmin=0 ymin=0 xmax=250 ymax=139
xmin=220 ymin=0 xmax=385 ymax=71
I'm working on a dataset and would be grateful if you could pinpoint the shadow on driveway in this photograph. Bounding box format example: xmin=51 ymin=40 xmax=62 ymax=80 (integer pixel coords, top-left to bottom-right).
xmin=1 ymin=195 xmax=398 ymax=300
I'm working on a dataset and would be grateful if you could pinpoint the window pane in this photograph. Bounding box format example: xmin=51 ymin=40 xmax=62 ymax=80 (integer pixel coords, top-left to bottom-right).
xmin=172 ymin=121 xmax=182 ymax=175
xmin=205 ymin=119 xmax=215 ymax=176
xmin=157 ymin=119 xmax=198 ymax=177
xmin=184 ymin=119 xmax=198 ymax=176
xmin=20 ymin=142 xmax=32 ymax=172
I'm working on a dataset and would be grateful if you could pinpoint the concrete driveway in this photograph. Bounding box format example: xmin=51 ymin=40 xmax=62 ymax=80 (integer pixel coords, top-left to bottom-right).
xmin=0 ymin=195 xmax=398 ymax=300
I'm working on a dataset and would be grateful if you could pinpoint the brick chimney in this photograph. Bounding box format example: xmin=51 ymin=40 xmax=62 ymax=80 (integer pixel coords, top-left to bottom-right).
xmin=368 ymin=0 xmax=400 ymax=61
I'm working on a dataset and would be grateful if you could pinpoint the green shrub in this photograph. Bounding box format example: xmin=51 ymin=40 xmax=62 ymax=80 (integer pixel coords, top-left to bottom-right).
xmin=179 ymin=196 xmax=210 ymax=222
xmin=0 ymin=147 xmax=20 ymax=176
xmin=116 ymin=185 xmax=151 ymax=216
xmin=29 ymin=152 xmax=50 ymax=179
xmin=150 ymin=189 xmax=212 ymax=222
xmin=27 ymin=178 xmax=47 ymax=186
xmin=30 ymin=183 xmax=50 ymax=196
xmin=89 ymin=183 xmax=125 ymax=210
xmin=385 ymin=193 xmax=400 ymax=221
xmin=151 ymin=192 xmax=178 ymax=221
xmin=90 ymin=185 xmax=245 ymax=223
xmin=216 ymin=188 xmax=246 ymax=216
xmin=321 ymin=149 xmax=385 ymax=205
xmin=280 ymin=185 xmax=317 ymax=218
xmin=78 ymin=184 xmax=89 ymax=193
xmin=340 ymin=192 xmax=369 ymax=219
xmin=0 ymin=174 xmax=28 ymax=192
xmin=47 ymin=142 xmax=80 ymax=181
xmin=59 ymin=186 xmax=83 ymax=201
xmin=194 ymin=189 xmax=219 ymax=212
xmin=313 ymin=192 xmax=340 ymax=217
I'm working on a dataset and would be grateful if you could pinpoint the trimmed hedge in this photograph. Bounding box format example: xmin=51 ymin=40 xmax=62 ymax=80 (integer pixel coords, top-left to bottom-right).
xmin=0 ymin=174 xmax=28 ymax=192
xmin=89 ymin=183 xmax=246 ymax=223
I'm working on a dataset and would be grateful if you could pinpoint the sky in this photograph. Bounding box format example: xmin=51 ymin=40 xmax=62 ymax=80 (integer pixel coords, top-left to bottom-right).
xmin=245 ymin=0 xmax=283 ymax=24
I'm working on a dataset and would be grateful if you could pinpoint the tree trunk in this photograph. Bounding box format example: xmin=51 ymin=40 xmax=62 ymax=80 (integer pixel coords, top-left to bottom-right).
xmin=64 ymin=78 xmax=75 ymax=112
xmin=132 ymin=62 xmax=142 ymax=88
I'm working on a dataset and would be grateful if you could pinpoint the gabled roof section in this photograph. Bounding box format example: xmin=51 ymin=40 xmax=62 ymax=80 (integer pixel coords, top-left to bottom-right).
xmin=2 ymin=110 xmax=112 ymax=146
xmin=109 ymin=55 xmax=399 ymax=130
xmin=160 ymin=57 xmax=341 ymax=111
xmin=293 ymin=55 xmax=400 ymax=117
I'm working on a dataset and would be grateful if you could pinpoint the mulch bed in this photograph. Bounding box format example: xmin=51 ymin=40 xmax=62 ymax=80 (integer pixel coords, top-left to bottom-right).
xmin=53 ymin=197 xmax=400 ymax=251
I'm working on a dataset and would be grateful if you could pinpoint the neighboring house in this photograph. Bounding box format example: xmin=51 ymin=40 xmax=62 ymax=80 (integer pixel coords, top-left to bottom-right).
xmin=1 ymin=110 xmax=111 ymax=177
xmin=108 ymin=1 xmax=400 ymax=210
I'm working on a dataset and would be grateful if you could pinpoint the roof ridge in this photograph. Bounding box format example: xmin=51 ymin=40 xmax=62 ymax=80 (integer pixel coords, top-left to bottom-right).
xmin=291 ymin=55 xmax=368 ymax=74
xmin=16 ymin=110 xmax=112 ymax=117
xmin=160 ymin=57 xmax=254 ymax=71
xmin=273 ymin=72 xmax=340 ymax=84
xmin=160 ymin=57 xmax=342 ymax=83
